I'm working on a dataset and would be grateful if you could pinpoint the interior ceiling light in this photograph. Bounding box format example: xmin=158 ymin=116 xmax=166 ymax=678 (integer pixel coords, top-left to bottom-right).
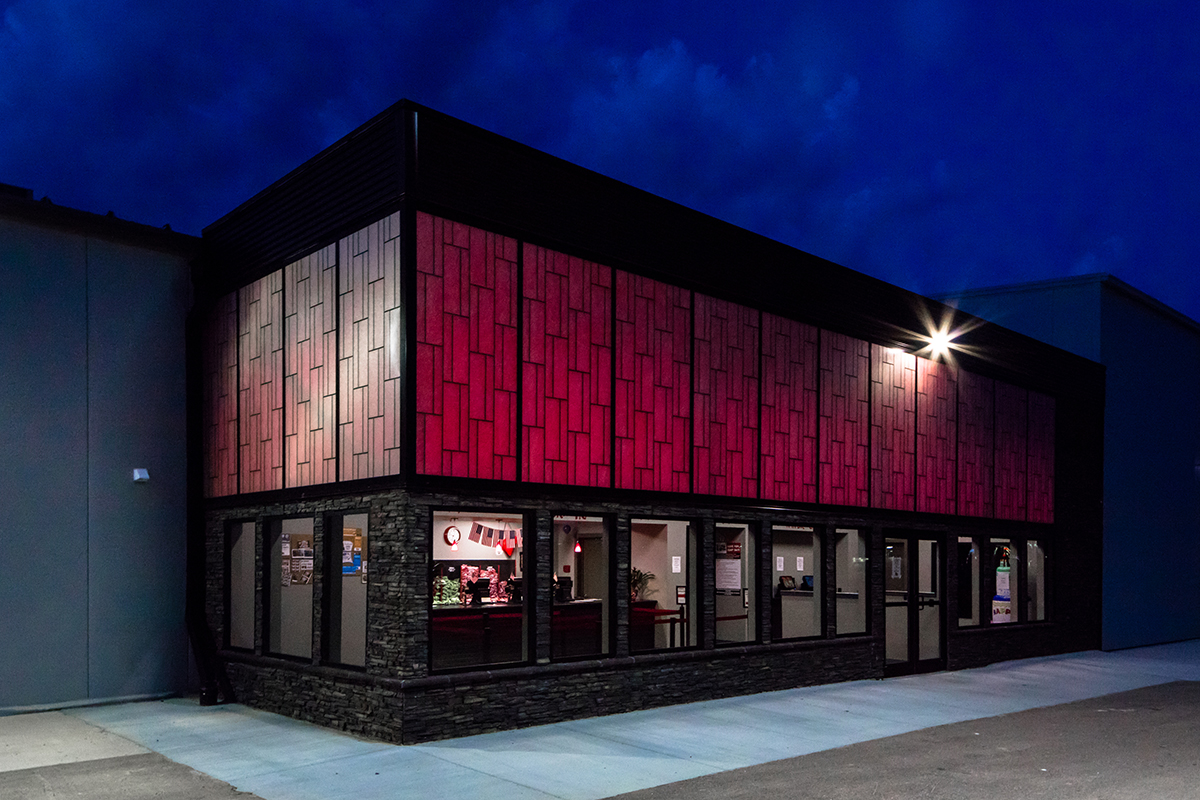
xmin=574 ymin=540 xmax=582 ymax=553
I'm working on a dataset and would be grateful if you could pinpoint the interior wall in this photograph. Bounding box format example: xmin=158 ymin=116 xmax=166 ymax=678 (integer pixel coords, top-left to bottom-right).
xmin=0 ymin=217 xmax=191 ymax=708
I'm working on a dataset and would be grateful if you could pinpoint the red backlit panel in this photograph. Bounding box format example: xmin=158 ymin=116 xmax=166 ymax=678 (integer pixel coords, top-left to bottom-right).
xmin=956 ymin=370 xmax=995 ymax=517
xmin=238 ymin=271 xmax=283 ymax=493
xmin=416 ymin=213 xmax=519 ymax=480
xmin=615 ymin=271 xmax=692 ymax=493
xmin=522 ymin=244 xmax=612 ymax=487
xmin=1027 ymin=391 xmax=1056 ymax=523
xmin=760 ymin=313 xmax=818 ymax=503
xmin=870 ymin=346 xmax=917 ymax=510
xmin=818 ymin=331 xmax=870 ymax=506
xmin=916 ymin=357 xmax=958 ymax=514
xmin=203 ymin=292 xmax=238 ymax=497
xmin=692 ymin=295 xmax=759 ymax=497
xmin=284 ymin=245 xmax=338 ymax=488
xmin=995 ymin=381 xmax=1029 ymax=521
xmin=339 ymin=213 xmax=404 ymax=480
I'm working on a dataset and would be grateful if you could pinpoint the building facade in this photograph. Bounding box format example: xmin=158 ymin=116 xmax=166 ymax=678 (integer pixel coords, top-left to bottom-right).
xmin=941 ymin=274 xmax=1200 ymax=650
xmin=0 ymin=184 xmax=197 ymax=709
xmin=194 ymin=101 xmax=1105 ymax=743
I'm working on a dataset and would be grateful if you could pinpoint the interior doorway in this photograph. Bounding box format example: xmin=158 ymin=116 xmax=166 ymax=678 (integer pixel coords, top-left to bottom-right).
xmin=884 ymin=534 xmax=945 ymax=676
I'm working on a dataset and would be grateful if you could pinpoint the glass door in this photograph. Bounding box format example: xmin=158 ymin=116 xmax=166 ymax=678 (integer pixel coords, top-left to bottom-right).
xmin=884 ymin=534 xmax=945 ymax=676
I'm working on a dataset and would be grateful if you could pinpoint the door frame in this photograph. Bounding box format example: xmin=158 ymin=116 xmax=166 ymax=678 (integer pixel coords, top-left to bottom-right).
xmin=883 ymin=532 xmax=946 ymax=677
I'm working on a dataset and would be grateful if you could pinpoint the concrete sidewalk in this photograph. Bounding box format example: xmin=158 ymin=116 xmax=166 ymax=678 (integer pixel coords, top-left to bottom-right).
xmin=4 ymin=640 xmax=1199 ymax=799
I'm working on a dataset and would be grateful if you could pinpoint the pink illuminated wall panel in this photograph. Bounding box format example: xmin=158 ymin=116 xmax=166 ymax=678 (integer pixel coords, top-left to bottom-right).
xmin=238 ymin=271 xmax=284 ymax=493
xmin=1027 ymin=391 xmax=1056 ymax=523
xmin=760 ymin=314 xmax=818 ymax=503
xmin=284 ymin=245 xmax=338 ymax=488
xmin=521 ymin=244 xmax=612 ymax=486
xmin=819 ymin=331 xmax=870 ymax=506
xmin=915 ymin=357 xmax=958 ymax=514
xmin=615 ymin=271 xmax=692 ymax=493
xmin=692 ymin=295 xmax=759 ymax=497
xmin=338 ymin=213 xmax=403 ymax=481
xmin=203 ymin=292 xmax=238 ymax=497
xmin=995 ymin=381 xmax=1029 ymax=520
xmin=870 ymin=346 xmax=916 ymax=510
xmin=416 ymin=213 xmax=519 ymax=480
xmin=957 ymin=370 xmax=995 ymax=517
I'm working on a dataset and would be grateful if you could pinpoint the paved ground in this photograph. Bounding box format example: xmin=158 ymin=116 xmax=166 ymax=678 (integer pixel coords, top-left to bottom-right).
xmin=3 ymin=639 xmax=1199 ymax=799
xmin=611 ymin=681 xmax=1200 ymax=800
xmin=0 ymin=710 xmax=254 ymax=799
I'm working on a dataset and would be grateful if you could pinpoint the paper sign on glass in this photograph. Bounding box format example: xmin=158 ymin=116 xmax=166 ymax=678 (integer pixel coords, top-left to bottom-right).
xmin=797 ymin=556 xmax=804 ymax=571
xmin=716 ymin=559 xmax=742 ymax=591
xmin=672 ymin=556 xmax=682 ymax=573
xmin=776 ymin=556 xmax=784 ymax=571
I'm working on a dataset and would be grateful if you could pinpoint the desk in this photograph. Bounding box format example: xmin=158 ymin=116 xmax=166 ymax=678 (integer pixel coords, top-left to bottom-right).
xmin=631 ymin=602 xmax=687 ymax=651
xmin=431 ymin=603 xmax=523 ymax=670
xmin=551 ymin=600 xmax=603 ymax=658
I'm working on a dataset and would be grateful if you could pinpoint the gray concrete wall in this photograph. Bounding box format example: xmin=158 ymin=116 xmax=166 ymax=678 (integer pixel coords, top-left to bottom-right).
xmin=0 ymin=216 xmax=191 ymax=707
xmin=1099 ymin=288 xmax=1200 ymax=649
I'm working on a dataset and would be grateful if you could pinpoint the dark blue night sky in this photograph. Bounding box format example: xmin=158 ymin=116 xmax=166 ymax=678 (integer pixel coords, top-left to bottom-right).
xmin=5 ymin=1 xmax=1199 ymax=321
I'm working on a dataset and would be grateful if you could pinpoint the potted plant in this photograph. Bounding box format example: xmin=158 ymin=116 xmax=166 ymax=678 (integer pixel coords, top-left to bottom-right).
xmin=630 ymin=567 xmax=655 ymax=601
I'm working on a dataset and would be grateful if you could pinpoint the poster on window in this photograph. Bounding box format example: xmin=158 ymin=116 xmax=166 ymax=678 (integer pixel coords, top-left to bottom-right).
xmin=280 ymin=533 xmax=292 ymax=586
xmin=342 ymin=528 xmax=363 ymax=576
xmin=290 ymin=536 xmax=314 ymax=585
xmin=715 ymin=558 xmax=742 ymax=591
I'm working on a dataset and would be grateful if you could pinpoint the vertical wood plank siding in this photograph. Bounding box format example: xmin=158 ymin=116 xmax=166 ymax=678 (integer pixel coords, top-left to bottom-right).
xmin=415 ymin=213 xmax=519 ymax=480
xmin=521 ymin=243 xmax=612 ymax=487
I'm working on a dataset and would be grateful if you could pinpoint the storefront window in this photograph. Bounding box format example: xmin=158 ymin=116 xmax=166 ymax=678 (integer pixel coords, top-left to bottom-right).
xmin=956 ymin=536 xmax=980 ymax=627
xmin=325 ymin=512 xmax=368 ymax=667
xmin=227 ymin=521 xmax=255 ymax=650
xmin=630 ymin=519 xmax=697 ymax=652
xmin=1027 ymin=539 xmax=1046 ymax=621
xmin=989 ymin=538 xmax=1016 ymax=624
xmin=552 ymin=516 xmax=610 ymax=659
xmin=835 ymin=528 xmax=868 ymax=635
xmin=431 ymin=511 xmax=527 ymax=671
xmin=715 ymin=524 xmax=757 ymax=645
xmin=771 ymin=526 xmax=821 ymax=640
xmin=267 ymin=517 xmax=314 ymax=658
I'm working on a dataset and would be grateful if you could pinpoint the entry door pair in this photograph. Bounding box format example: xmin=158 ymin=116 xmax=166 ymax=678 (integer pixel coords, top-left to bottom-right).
xmin=884 ymin=535 xmax=945 ymax=676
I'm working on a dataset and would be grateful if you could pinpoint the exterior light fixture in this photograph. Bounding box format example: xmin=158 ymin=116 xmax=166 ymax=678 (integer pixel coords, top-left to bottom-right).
xmin=929 ymin=329 xmax=952 ymax=360
xmin=574 ymin=540 xmax=582 ymax=553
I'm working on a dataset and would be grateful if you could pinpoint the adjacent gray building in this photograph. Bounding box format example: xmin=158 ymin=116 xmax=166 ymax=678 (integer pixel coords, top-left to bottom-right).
xmin=940 ymin=273 xmax=1200 ymax=650
xmin=0 ymin=183 xmax=198 ymax=709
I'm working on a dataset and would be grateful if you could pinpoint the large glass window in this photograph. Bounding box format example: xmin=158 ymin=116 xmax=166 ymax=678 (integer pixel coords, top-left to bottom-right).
xmin=1027 ymin=539 xmax=1046 ymax=621
xmin=267 ymin=517 xmax=314 ymax=658
xmin=552 ymin=516 xmax=611 ymax=659
xmin=431 ymin=511 xmax=527 ymax=671
xmin=227 ymin=521 xmax=256 ymax=650
xmin=771 ymin=526 xmax=822 ymax=640
xmin=630 ymin=519 xmax=697 ymax=652
xmin=325 ymin=512 xmax=368 ymax=667
xmin=956 ymin=536 xmax=981 ymax=627
xmin=714 ymin=524 xmax=757 ymax=645
xmin=835 ymin=528 xmax=868 ymax=635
